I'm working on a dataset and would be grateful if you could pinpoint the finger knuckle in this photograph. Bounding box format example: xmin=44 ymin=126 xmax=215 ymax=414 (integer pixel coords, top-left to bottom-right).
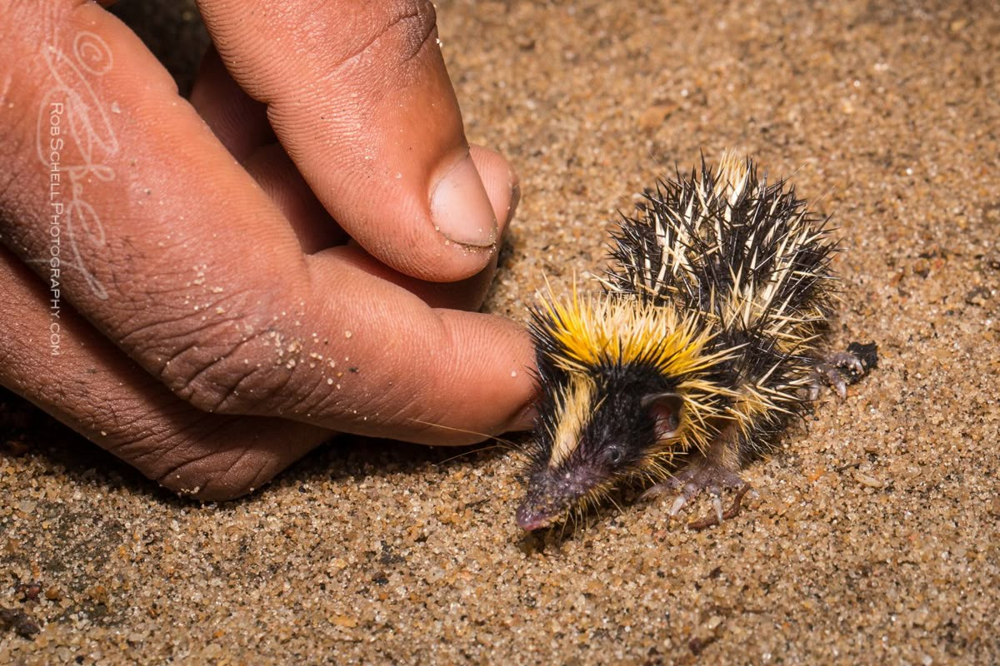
xmin=119 ymin=298 xmax=300 ymax=416
xmin=351 ymin=0 xmax=438 ymax=71
xmin=100 ymin=406 xmax=299 ymax=501
xmin=152 ymin=439 xmax=275 ymax=501
xmin=160 ymin=327 xmax=295 ymax=416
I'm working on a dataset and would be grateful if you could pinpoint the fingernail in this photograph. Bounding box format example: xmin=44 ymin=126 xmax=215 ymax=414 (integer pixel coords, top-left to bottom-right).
xmin=430 ymin=154 xmax=498 ymax=248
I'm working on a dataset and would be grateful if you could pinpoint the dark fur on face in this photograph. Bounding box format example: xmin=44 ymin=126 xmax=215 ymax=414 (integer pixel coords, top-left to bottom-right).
xmin=516 ymin=360 xmax=686 ymax=531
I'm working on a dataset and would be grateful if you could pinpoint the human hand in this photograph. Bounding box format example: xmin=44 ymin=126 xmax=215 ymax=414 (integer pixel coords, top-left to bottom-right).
xmin=0 ymin=0 xmax=535 ymax=499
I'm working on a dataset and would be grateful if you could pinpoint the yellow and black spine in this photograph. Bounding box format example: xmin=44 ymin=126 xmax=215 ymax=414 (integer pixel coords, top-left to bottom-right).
xmin=605 ymin=153 xmax=836 ymax=461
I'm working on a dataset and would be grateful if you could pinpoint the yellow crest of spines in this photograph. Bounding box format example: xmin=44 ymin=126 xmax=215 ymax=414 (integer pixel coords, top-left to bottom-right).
xmin=536 ymin=284 xmax=740 ymax=460
xmin=537 ymin=284 xmax=727 ymax=378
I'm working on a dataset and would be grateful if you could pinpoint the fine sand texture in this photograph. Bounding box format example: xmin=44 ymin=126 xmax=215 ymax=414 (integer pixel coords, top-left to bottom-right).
xmin=2 ymin=0 xmax=998 ymax=663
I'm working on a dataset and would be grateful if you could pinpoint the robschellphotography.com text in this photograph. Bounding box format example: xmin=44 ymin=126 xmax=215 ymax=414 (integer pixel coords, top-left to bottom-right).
xmin=34 ymin=32 xmax=118 ymax=356
xmin=47 ymin=100 xmax=64 ymax=356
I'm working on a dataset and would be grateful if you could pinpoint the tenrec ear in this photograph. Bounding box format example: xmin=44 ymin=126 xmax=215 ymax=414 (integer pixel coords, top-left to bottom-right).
xmin=643 ymin=393 xmax=683 ymax=440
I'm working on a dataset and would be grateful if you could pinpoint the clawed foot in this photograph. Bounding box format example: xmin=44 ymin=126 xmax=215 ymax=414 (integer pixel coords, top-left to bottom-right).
xmin=810 ymin=347 xmax=872 ymax=400
xmin=642 ymin=461 xmax=755 ymax=530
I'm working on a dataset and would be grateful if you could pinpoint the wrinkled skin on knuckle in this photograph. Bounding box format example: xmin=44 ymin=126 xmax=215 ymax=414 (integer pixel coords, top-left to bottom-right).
xmin=115 ymin=417 xmax=279 ymax=501
xmin=108 ymin=288 xmax=296 ymax=416
xmin=341 ymin=0 xmax=440 ymax=112
xmin=369 ymin=0 xmax=438 ymax=65
xmin=266 ymin=0 xmax=440 ymax=136
xmin=153 ymin=440 xmax=273 ymax=501
xmin=156 ymin=325 xmax=298 ymax=417
xmin=325 ymin=0 xmax=438 ymax=74
xmin=214 ymin=0 xmax=439 ymax=102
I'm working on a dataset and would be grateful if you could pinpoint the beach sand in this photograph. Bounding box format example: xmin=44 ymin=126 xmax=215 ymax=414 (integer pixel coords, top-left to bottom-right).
xmin=2 ymin=0 xmax=998 ymax=662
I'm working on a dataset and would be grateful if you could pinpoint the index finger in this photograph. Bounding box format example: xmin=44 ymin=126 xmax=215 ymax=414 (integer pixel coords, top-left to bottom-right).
xmin=197 ymin=0 xmax=505 ymax=283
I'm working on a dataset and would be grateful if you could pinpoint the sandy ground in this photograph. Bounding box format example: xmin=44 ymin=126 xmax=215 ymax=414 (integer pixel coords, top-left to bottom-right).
xmin=2 ymin=0 xmax=999 ymax=663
